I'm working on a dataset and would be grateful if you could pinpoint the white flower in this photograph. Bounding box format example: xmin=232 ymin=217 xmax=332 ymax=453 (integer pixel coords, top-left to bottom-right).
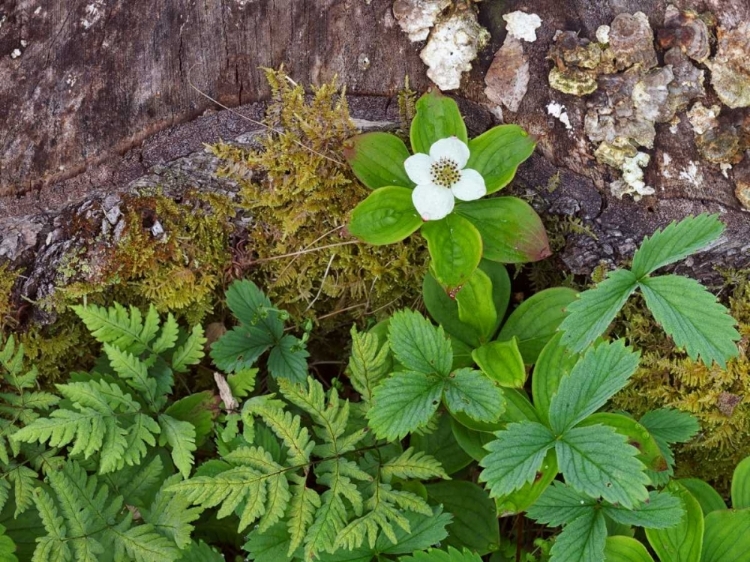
xmin=404 ymin=137 xmax=487 ymax=221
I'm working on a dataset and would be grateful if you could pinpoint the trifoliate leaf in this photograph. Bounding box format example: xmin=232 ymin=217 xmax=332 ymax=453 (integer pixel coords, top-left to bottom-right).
xmin=639 ymin=408 xmax=699 ymax=444
xmin=368 ymin=372 xmax=444 ymax=440
xmin=603 ymin=491 xmax=683 ymax=529
xmin=556 ymin=425 xmax=649 ymax=509
xmin=548 ymin=340 xmax=640 ymax=434
xmin=225 ymin=279 xmax=283 ymax=338
xmin=638 ymin=274 xmax=739 ymax=368
xmin=388 ymin=310 xmax=453 ymax=376
xmin=210 ymin=326 xmax=274 ymax=373
xmin=559 ymin=269 xmax=638 ymax=353
xmin=631 ymin=214 xmax=725 ymax=278
xmin=443 ymin=369 xmax=505 ymax=423
xmin=479 ymin=422 xmax=555 ymax=499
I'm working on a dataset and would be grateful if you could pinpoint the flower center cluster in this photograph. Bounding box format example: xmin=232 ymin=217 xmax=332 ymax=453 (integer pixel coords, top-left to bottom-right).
xmin=430 ymin=158 xmax=461 ymax=188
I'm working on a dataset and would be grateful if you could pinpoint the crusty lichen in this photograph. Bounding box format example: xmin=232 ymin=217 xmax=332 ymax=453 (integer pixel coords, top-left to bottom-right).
xmin=210 ymin=69 xmax=427 ymax=328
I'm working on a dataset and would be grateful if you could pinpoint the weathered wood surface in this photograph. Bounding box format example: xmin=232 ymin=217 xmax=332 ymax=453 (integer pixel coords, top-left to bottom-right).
xmin=1 ymin=0 xmax=749 ymax=295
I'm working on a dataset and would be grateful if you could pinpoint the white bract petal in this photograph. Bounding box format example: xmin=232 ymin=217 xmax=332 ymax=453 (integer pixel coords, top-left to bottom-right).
xmin=412 ymin=183 xmax=455 ymax=221
xmin=451 ymin=168 xmax=486 ymax=201
xmin=404 ymin=153 xmax=433 ymax=185
xmin=429 ymin=137 xmax=470 ymax=169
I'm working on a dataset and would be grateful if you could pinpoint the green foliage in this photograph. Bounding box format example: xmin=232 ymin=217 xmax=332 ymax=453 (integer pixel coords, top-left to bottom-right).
xmin=367 ymin=310 xmax=505 ymax=440
xmin=210 ymin=279 xmax=308 ymax=382
xmin=560 ymin=214 xmax=740 ymax=367
xmin=169 ymin=376 xmax=448 ymax=561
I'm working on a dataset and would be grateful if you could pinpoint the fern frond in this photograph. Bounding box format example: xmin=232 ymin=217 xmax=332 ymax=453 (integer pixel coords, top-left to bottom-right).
xmin=7 ymin=465 xmax=37 ymax=517
xmin=244 ymin=396 xmax=314 ymax=467
xmin=381 ymin=448 xmax=448 ymax=482
xmin=73 ymin=303 xmax=156 ymax=354
xmin=103 ymin=344 xmax=158 ymax=404
xmin=157 ymin=414 xmax=196 ymax=479
xmin=32 ymin=487 xmax=70 ymax=562
xmin=347 ymin=326 xmax=391 ymax=405
xmin=287 ymin=479 xmax=320 ymax=556
xmin=304 ymin=488 xmax=349 ymax=559
xmin=113 ymin=518 xmax=181 ymax=562
xmin=171 ymin=325 xmax=206 ymax=373
xmin=107 ymin=453 xmax=165 ymax=507
xmin=142 ymin=474 xmax=202 ymax=549
xmin=151 ymin=314 xmax=179 ymax=354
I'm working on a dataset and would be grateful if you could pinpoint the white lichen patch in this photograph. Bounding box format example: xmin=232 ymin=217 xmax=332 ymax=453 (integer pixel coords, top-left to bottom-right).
xmin=503 ymin=11 xmax=542 ymax=43
xmin=392 ymin=0 xmax=450 ymax=42
xmin=611 ymin=152 xmax=654 ymax=200
xmin=421 ymin=9 xmax=490 ymax=91
xmin=661 ymin=153 xmax=673 ymax=178
xmin=10 ymin=49 xmax=21 ymax=59
xmin=596 ymin=25 xmax=610 ymax=44
xmin=81 ymin=1 xmax=106 ymax=30
xmin=679 ymin=161 xmax=704 ymax=185
xmin=686 ymin=102 xmax=720 ymax=135
xmin=721 ymin=163 xmax=732 ymax=178
xmin=547 ymin=101 xmax=572 ymax=130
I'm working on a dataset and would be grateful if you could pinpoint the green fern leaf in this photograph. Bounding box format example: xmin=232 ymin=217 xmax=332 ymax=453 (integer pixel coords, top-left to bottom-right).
xmin=151 ymin=313 xmax=180 ymax=354
xmin=8 ymin=465 xmax=38 ymax=517
xmin=119 ymin=413 xmax=161 ymax=469
xmin=158 ymin=415 xmax=196 ymax=479
xmin=114 ymin=519 xmax=181 ymax=561
xmin=165 ymin=392 xmax=218 ymax=447
xmin=142 ymin=474 xmax=202 ymax=549
xmin=109 ymin=453 xmax=166 ymax=508
xmin=73 ymin=303 xmax=152 ymax=354
xmin=347 ymin=325 xmax=391 ymax=405
xmin=174 ymin=540 xmax=225 ymax=561
xmin=171 ymin=325 xmax=206 ymax=373
xmin=381 ymin=448 xmax=448 ymax=482
xmin=287 ymin=481 xmax=320 ymax=556
xmin=305 ymin=488 xmax=349 ymax=558
xmin=0 ymin=480 xmax=9 ymax=514
xmin=32 ymin=488 xmax=69 ymax=562
xmin=399 ymin=547 xmax=483 ymax=562
xmin=103 ymin=344 xmax=158 ymax=403
xmin=244 ymin=397 xmax=314 ymax=467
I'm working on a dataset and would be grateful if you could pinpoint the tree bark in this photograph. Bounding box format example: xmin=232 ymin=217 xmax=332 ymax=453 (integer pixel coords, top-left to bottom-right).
xmin=1 ymin=0 xmax=748 ymax=301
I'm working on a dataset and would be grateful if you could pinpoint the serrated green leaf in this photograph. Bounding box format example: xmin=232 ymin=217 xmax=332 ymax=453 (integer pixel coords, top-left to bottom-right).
xmin=603 ymin=536 xmax=656 ymax=562
xmin=210 ymin=326 xmax=274 ymax=373
xmin=425 ymin=481 xmax=499 ymax=555
xmin=410 ymin=91 xmax=468 ymax=154
xmin=344 ymin=132 xmax=414 ymax=190
xmin=494 ymin=449 xmax=558 ymax=517
xmin=267 ymin=334 xmax=308 ymax=382
xmin=527 ymin=481 xmax=597 ymax=527
xmin=638 ymin=408 xmax=700 ymax=444
xmin=548 ymin=510 xmax=607 ymax=562
xmin=548 ymin=340 xmax=640 ymax=434
xmin=556 ymin=425 xmax=649 ymax=509
xmin=479 ymin=422 xmax=555 ymax=498
xmin=443 ymin=369 xmax=505 ymax=423
xmin=498 ymin=287 xmax=578 ymax=364
xmin=158 ymin=414 xmax=196 ymax=479
xmin=171 ymin=324 xmax=206 ymax=373
xmin=603 ymin=490 xmax=683 ymax=529
xmin=422 ymin=213 xmax=483 ymax=289
xmin=456 ymin=197 xmax=550 ymax=263
xmin=225 ymin=279 xmax=282 ymax=336
xmin=388 ymin=310 xmax=452 ymax=376
xmin=639 ymin=274 xmax=740 ymax=368
xmin=349 ymin=186 xmax=423 ymax=245
xmin=559 ymin=269 xmax=639 ymax=353
xmin=368 ymin=371 xmax=443 ymax=440
xmin=631 ymin=214 xmax=725 ymax=278
xmin=472 ymin=338 xmax=526 ymax=388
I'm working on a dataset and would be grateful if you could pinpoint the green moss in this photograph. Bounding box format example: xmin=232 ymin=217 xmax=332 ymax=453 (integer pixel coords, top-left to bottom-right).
xmin=610 ymin=272 xmax=750 ymax=492
xmin=210 ymin=68 xmax=427 ymax=328
xmin=49 ymin=190 xmax=235 ymax=326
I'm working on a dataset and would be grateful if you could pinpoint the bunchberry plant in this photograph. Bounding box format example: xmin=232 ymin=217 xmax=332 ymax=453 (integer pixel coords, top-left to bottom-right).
xmin=345 ymin=90 xmax=550 ymax=289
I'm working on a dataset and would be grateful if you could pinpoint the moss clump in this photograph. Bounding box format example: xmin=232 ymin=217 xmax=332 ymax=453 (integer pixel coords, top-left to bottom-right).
xmin=210 ymin=69 xmax=427 ymax=327
xmin=611 ymin=275 xmax=750 ymax=492
xmin=51 ymin=190 xmax=235 ymax=326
